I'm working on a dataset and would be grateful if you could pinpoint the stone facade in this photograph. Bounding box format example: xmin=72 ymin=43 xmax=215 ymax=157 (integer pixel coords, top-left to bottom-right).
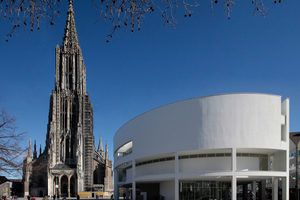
xmin=0 ymin=182 xmax=10 ymax=197
xmin=22 ymin=0 xmax=113 ymax=197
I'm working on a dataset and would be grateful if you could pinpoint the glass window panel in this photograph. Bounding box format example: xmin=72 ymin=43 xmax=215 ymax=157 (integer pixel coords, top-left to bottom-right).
xmin=166 ymin=157 xmax=174 ymax=161
xmin=203 ymin=181 xmax=210 ymax=188
xmin=210 ymin=181 xmax=216 ymax=188
xmin=207 ymin=154 xmax=215 ymax=157
xmin=242 ymin=153 xmax=250 ymax=157
xmin=260 ymin=154 xmax=268 ymax=158
xmin=179 ymin=181 xmax=231 ymax=200
xmin=259 ymin=157 xmax=268 ymax=171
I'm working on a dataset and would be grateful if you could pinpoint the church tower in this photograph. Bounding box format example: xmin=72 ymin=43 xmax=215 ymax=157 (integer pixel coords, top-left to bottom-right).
xmin=22 ymin=0 xmax=113 ymax=197
xmin=45 ymin=0 xmax=94 ymax=195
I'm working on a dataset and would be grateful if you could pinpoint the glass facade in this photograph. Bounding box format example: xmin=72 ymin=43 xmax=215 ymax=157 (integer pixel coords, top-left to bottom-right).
xmin=116 ymin=161 xmax=132 ymax=182
xmin=179 ymin=181 xmax=230 ymax=200
xmin=117 ymin=147 xmax=133 ymax=159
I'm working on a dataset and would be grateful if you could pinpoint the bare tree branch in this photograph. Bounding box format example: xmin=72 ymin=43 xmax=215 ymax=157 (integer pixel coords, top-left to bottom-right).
xmin=0 ymin=107 xmax=27 ymax=176
xmin=1 ymin=0 xmax=63 ymax=41
xmin=1 ymin=0 xmax=281 ymax=42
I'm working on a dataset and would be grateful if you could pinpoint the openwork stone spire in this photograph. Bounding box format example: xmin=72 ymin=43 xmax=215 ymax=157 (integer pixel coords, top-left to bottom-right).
xmin=62 ymin=0 xmax=80 ymax=54
xmin=55 ymin=0 xmax=87 ymax=94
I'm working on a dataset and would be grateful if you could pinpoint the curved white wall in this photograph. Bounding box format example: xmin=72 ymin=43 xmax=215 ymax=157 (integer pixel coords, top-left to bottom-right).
xmin=114 ymin=93 xmax=289 ymax=200
xmin=114 ymin=93 xmax=286 ymax=164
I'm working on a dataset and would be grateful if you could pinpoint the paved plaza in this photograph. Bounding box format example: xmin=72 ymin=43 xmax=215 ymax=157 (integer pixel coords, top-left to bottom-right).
xmin=14 ymin=198 xmax=119 ymax=200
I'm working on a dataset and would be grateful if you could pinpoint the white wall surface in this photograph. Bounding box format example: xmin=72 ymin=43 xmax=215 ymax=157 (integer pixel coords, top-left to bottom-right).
xmin=179 ymin=157 xmax=231 ymax=173
xmin=272 ymin=151 xmax=287 ymax=171
xmin=114 ymin=94 xmax=286 ymax=167
xmin=135 ymin=161 xmax=175 ymax=177
xmin=236 ymin=157 xmax=259 ymax=171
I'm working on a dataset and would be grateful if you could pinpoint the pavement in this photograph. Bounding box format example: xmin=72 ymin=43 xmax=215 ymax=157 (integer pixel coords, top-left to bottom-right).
xmin=12 ymin=198 xmax=119 ymax=200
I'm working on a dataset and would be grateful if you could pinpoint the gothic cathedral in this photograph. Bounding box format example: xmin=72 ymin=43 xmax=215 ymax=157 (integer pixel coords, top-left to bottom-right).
xmin=22 ymin=0 xmax=113 ymax=197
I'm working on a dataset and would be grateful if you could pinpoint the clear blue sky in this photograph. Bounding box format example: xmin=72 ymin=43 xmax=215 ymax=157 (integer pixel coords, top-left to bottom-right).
xmin=1 ymin=1 xmax=299 ymax=178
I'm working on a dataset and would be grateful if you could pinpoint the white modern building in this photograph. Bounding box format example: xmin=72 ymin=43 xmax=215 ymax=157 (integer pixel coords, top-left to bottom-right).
xmin=113 ymin=93 xmax=289 ymax=200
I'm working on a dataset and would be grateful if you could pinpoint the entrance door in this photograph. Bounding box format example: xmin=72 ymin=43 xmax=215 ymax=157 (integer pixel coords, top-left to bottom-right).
xmin=70 ymin=176 xmax=75 ymax=197
xmin=61 ymin=175 xmax=68 ymax=197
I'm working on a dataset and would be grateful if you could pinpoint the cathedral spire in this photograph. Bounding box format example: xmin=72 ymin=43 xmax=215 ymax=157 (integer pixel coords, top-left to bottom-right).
xmin=62 ymin=0 xmax=80 ymax=53
xmin=54 ymin=0 xmax=87 ymax=93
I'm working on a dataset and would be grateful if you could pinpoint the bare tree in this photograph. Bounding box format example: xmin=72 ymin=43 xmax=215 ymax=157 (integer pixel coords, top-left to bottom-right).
xmin=0 ymin=108 xmax=27 ymax=176
xmin=1 ymin=0 xmax=281 ymax=41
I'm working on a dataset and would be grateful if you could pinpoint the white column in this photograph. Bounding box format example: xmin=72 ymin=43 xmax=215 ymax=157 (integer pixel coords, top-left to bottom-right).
xmin=272 ymin=177 xmax=278 ymax=200
xmin=175 ymin=152 xmax=179 ymax=200
xmin=132 ymin=159 xmax=136 ymax=200
xmin=232 ymin=148 xmax=236 ymax=172
xmin=114 ymin=169 xmax=118 ymax=200
xmin=282 ymin=177 xmax=288 ymax=200
xmin=232 ymin=148 xmax=236 ymax=200
xmin=231 ymin=176 xmax=236 ymax=200
xmin=252 ymin=181 xmax=256 ymax=200
xmin=175 ymin=152 xmax=179 ymax=174
xmin=132 ymin=181 xmax=136 ymax=200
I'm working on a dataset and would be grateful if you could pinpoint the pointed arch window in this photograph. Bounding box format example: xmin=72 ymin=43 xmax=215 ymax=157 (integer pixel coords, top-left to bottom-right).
xmin=66 ymin=136 xmax=70 ymax=158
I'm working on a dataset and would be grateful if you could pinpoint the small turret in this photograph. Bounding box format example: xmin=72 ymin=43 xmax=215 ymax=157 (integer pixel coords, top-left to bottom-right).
xmin=105 ymin=140 xmax=109 ymax=161
xmin=33 ymin=140 xmax=37 ymax=159
xmin=97 ymin=136 xmax=104 ymax=158
xmin=28 ymin=136 xmax=32 ymax=160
